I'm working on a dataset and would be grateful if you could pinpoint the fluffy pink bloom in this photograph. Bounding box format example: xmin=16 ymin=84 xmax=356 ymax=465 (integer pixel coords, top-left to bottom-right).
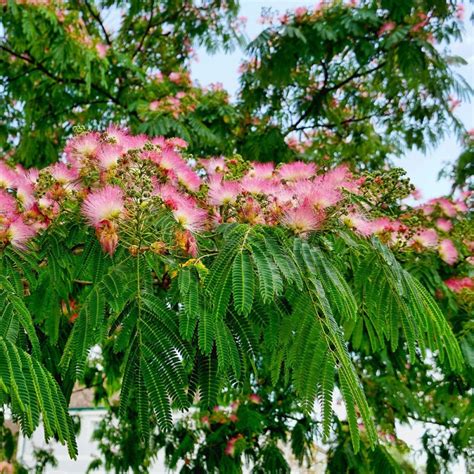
xmin=240 ymin=176 xmax=275 ymax=195
xmin=0 ymin=190 xmax=17 ymax=221
xmin=96 ymin=221 xmax=119 ymax=256
xmin=105 ymin=125 xmax=129 ymax=145
xmin=249 ymin=393 xmax=262 ymax=404
xmin=149 ymin=100 xmax=160 ymax=111
xmin=50 ymin=163 xmax=80 ymax=184
xmin=248 ymin=163 xmax=275 ymax=179
xmin=82 ymin=186 xmax=125 ymax=227
xmin=168 ymin=137 xmax=188 ymax=149
xmin=97 ymin=143 xmax=123 ymax=170
xmin=172 ymin=202 xmax=207 ymax=232
xmin=159 ymin=147 xmax=186 ymax=171
xmin=4 ymin=217 xmax=36 ymax=249
xmin=200 ymin=157 xmax=226 ymax=175
xmin=307 ymin=183 xmax=342 ymax=209
xmin=65 ymin=132 xmax=100 ymax=164
xmin=0 ymin=162 xmax=17 ymax=189
xmin=436 ymin=218 xmax=453 ymax=233
xmin=282 ymin=204 xmax=323 ymax=234
xmin=437 ymin=198 xmax=457 ymax=217
xmin=16 ymin=183 xmax=35 ymax=210
xmin=412 ymin=229 xmax=438 ymax=248
xmin=438 ymin=239 xmax=458 ymax=265
xmin=95 ymin=43 xmax=108 ymax=58
xmin=278 ymin=162 xmax=316 ymax=181
xmin=444 ymin=276 xmax=473 ymax=293
xmin=342 ymin=213 xmax=375 ymax=236
xmin=208 ymin=180 xmax=241 ymax=205
xmin=378 ymin=21 xmax=396 ymax=36
xmin=175 ymin=165 xmax=201 ymax=192
xmin=169 ymin=72 xmax=181 ymax=83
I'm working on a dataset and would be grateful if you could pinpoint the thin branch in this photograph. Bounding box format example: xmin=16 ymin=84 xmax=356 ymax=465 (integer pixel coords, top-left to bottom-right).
xmin=84 ymin=0 xmax=112 ymax=45
xmin=132 ymin=0 xmax=156 ymax=60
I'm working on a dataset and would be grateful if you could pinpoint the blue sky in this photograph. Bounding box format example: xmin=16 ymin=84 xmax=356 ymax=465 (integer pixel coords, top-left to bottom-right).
xmin=192 ymin=0 xmax=473 ymax=199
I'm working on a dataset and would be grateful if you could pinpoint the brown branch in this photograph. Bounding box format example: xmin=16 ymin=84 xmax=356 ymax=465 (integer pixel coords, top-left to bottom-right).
xmin=84 ymin=0 xmax=112 ymax=45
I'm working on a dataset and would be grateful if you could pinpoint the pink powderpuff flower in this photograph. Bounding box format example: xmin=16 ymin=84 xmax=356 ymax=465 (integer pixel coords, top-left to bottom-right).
xmin=0 ymin=190 xmax=17 ymax=221
xmin=294 ymin=6 xmax=308 ymax=18
xmin=248 ymin=393 xmax=262 ymax=404
xmin=168 ymin=137 xmax=188 ymax=149
xmin=172 ymin=202 xmax=207 ymax=232
xmin=436 ymin=218 xmax=453 ymax=233
xmin=200 ymin=157 xmax=226 ymax=175
xmin=412 ymin=229 xmax=438 ymax=248
xmin=82 ymin=185 xmax=125 ymax=227
xmin=106 ymin=125 xmax=130 ymax=145
xmin=240 ymin=176 xmax=275 ymax=195
xmin=4 ymin=217 xmax=36 ymax=249
xmin=439 ymin=239 xmax=458 ymax=265
xmin=0 ymin=162 xmax=17 ymax=189
xmin=95 ymin=43 xmax=109 ymax=58
xmin=97 ymin=143 xmax=123 ymax=170
xmin=342 ymin=213 xmax=374 ymax=236
xmin=96 ymin=221 xmax=119 ymax=256
xmin=16 ymin=183 xmax=35 ymax=210
xmin=278 ymin=162 xmax=316 ymax=181
xmin=224 ymin=435 xmax=243 ymax=457
xmin=308 ymin=183 xmax=342 ymax=209
xmin=175 ymin=165 xmax=201 ymax=192
xmin=377 ymin=21 xmax=396 ymax=36
xmin=208 ymin=179 xmax=241 ymax=206
xmin=159 ymin=147 xmax=186 ymax=171
xmin=50 ymin=163 xmax=80 ymax=184
xmin=282 ymin=204 xmax=324 ymax=234
xmin=169 ymin=72 xmax=181 ymax=83
xmin=247 ymin=162 xmax=275 ymax=179
xmin=65 ymin=132 xmax=100 ymax=164
xmin=437 ymin=198 xmax=457 ymax=217
xmin=369 ymin=217 xmax=392 ymax=234
xmin=175 ymin=229 xmax=199 ymax=257
xmin=444 ymin=276 xmax=473 ymax=293
xmin=149 ymin=100 xmax=160 ymax=112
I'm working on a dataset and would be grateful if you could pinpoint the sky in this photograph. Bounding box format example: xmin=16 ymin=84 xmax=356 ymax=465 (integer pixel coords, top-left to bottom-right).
xmin=191 ymin=0 xmax=474 ymax=200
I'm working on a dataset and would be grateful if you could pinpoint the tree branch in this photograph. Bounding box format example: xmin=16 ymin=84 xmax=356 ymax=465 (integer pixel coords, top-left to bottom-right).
xmin=84 ymin=0 xmax=112 ymax=45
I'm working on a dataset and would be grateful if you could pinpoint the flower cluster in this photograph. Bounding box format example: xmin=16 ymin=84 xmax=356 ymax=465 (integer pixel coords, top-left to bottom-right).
xmin=1 ymin=129 xmax=472 ymax=268
xmin=0 ymin=128 xmax=374 ymax=255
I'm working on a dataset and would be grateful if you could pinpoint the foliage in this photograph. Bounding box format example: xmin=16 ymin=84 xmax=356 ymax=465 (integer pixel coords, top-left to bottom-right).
xmin=0 ymin=129 xmax=469 ymax=472
xmin=0 ymin=0 xmax=470 ymax=170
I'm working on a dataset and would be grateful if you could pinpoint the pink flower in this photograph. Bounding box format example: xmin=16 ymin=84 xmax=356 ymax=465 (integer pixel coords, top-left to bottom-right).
xmin=282 ymin=204 xmax=324 ymax=234
xmin=175 ymin=165 xmax=201 ymax=192
xmin=82 ymin=186 xmax=125 ymax=227
xmin=149 ymin=100 xmax=160 ymax=111
xmin=65 ymin=132 xmax=100 ymax=164
xmin=342 ymin=213 xmax=374 ymax=236
xmin=247 ymin=163 xmax=275 ymax=179
xmin=0 ymin=162 xmax=17 ymax=189
xmin=248 ymin=393 xmax=262 ymax=404
xmin=412 ymin=229 xmax=438 ymax=249
xmin=438 ymin=239 xmax=458 ymax=265
xmin=50 ymin=163 xmax=80 ymax=184
xmin=168 ymin=137 xmax=188 ymax=149
xmin=95 ymin=43 xmax=109 ymax=58
xmin=279 ymin=162 xmax=316 ymax=181
xmin=96 ymin=221 xmax=120 ymax=256
xmin=3 ymin=217 xmax=36 ymax=249
xmin=169 ymin=72 xmax=181 ymax=83
xmin=97 ymin=143 xmax=123 ymax=170
xmin=378 ymin=21 xmax=396 ymax=36
xmin=444 ymin=276 xmax=473 ymax=293
xmin=294 ymin=6 xmax=308 ymax=18
xmin=172 ymin=202 xmax=207 ymax=232
xmin=240 ymin=176 xmax=275 ymax=195
xmin=0 ymin=190 xmax=18 ymax=221
xmin=208 ymin=180 xmax=241 ymax=206
xmin=436 ymin=218 xmax=453 ymax=233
